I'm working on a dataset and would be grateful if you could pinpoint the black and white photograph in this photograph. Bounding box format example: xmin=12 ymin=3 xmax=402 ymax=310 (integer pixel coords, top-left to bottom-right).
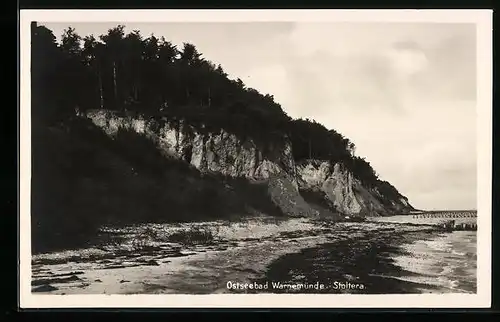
xmin=19 ymin=10 xmax=492 ymax=308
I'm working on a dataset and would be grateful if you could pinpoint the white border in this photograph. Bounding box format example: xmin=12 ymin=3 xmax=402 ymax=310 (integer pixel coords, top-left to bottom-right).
xmin=19 ymin=9 xmax=493 ymax=309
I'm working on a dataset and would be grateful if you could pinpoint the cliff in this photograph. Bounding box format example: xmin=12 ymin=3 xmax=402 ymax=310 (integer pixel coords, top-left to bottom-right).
xmin=296 ymin=160 xmax=413 ymax=217
xmin=84 ymin=109 xmax=319 ymax=219
xmin=84 ymin=109 xmax=413 ymax=218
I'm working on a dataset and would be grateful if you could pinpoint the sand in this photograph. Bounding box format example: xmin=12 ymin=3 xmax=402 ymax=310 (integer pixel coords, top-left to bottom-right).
xmin=31 ymin=217 xmax=335 ymax=294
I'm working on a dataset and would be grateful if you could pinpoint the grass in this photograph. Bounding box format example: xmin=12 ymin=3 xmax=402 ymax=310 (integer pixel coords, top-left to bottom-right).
xmin=123 ymin=225 xmax=219 ymax=250
xmin=166 ymin=226 xmax=217 ymax=245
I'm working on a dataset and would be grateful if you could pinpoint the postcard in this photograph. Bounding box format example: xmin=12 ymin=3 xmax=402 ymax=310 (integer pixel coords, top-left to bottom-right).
xmin=19 ymin=9 xmax=492 ymax=308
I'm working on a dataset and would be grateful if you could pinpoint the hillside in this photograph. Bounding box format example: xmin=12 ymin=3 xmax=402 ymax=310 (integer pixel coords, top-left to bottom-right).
xmin=30 ymin=23 xmax=414 ymax=253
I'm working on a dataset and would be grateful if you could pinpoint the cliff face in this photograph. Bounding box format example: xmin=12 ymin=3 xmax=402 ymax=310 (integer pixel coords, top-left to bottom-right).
xmin=84 ymin=110 xmax=413 ymax=218
xmin=296 ymin=160 xmax=413 ymax=216
xmin=86 ymin=110 xmax=293 ymax=180
xmin=84 ymin=110 xmax=318 ymax=218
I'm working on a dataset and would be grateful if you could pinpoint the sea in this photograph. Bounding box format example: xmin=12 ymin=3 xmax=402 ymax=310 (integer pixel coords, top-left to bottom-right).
xmin=252 ymin=220 xmax=477 ymax=294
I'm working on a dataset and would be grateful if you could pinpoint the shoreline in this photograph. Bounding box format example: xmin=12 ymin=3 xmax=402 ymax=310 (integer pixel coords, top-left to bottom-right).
xmin=251 ymin=225 xmax=476 ymax=294
xmin=31 ymin=215 xmax=475 ymax=295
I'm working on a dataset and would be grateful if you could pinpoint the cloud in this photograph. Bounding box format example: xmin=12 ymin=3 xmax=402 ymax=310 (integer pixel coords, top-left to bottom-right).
xmin=385 ymin=45 xmax=429 ymax=79
xmin=412 ymin=187 xmax=476 ymax=211
xmin=311 ymin=97 xmax=477 ymax=210
xmin=284 ymin=23 xmax=476 ymax=112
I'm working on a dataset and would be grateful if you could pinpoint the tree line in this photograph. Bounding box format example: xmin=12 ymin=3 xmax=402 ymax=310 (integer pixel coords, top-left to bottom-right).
xmin=31 ymin=22 xmax=384 ymax=187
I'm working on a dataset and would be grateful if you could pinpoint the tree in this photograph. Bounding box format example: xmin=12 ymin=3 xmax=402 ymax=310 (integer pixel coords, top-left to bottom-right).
xmin=61 ymin=27 xmax=82 ymax=57
xmin=178 ymin=43 xmax=203 ymax=103
xmin=157 ymin=38 xmax=179 ymax=109
xmin=123 ymin=30 xmax=144 ymax=104
xmin=235 ymin=78 xmax=245 ymax=89
xmin=31 ymin=22 xmax=63 ymax=125
xmin=100 ymin=25 xmax=126 ymax=109
xmin=215 ymin=64 xmax=227 ymax=77
xmin=158 ymin=37 xmax=179 ymax=63
xmin=180 ymin=42 xmax=201 ymax=66
xmin=140 ymin=35 xmax=162 ymax=111
xmin=82 ymin=35 xmax=104 ymax=109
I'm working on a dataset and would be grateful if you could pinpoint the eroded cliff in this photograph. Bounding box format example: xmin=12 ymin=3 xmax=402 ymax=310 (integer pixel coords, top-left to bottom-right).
xmin=83 ymin=110 xmax=413 ymax=218
xmin=84 ymin=110 xmax=318 ymax=218
xmin=297 ymin=160 xmax=413 ymax=216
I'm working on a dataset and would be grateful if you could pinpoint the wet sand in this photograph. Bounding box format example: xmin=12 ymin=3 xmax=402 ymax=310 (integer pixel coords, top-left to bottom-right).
xmin=251 ymin=224 xmax=452 ymax=294
xmin=250 ymin=220 xmax=476 ymax=295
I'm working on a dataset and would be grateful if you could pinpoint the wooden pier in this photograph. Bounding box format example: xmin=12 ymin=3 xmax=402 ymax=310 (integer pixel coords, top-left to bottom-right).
xmin=438 ymin=219 xmax=477 ymax=232
xmin=412 ymin=210 xmax=477 ymax=219
xmin=369 ymin=210 xmax=478 ymax=232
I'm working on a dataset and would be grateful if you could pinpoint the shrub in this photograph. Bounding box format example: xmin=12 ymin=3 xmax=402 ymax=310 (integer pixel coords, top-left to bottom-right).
xmin=166 ymin=226 xmax=216 ymax=245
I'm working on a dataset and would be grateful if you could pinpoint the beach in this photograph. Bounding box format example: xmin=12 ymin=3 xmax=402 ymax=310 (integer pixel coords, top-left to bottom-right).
xmin=31 ymin=215 xmax=477 ymax=295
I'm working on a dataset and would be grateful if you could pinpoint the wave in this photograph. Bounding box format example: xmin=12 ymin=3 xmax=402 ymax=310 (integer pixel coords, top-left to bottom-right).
xmin=370 ymin=274 xmax=472 ymax=294
xmin=422 ymin=239 xmax=453 ymax=253
xmin=390 ymin=231 xmax=477 ymax=294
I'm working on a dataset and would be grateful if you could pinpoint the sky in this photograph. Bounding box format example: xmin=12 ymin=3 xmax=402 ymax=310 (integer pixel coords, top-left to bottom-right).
xmin=41 ymin=21 xmax=478 ymax=211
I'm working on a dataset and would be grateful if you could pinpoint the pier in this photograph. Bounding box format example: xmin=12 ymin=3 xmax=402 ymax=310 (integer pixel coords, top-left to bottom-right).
xmin=411 ymin=210 xmax=477 ymax=219
xmin=439 ymin=219 xmax=477 ymax=232
xmin=369 ymin=210 xmax=478 ymax=232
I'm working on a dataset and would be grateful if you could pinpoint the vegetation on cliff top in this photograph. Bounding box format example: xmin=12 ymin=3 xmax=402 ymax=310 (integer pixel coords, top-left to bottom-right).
xmin=31 ymin=22 xmax=392 ymax=188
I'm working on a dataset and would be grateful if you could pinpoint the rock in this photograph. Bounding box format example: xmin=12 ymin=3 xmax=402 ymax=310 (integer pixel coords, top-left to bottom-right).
xmin=32 ymin=275 xmax=82 ymax=286
xmin=85 ymin=110 xmax=294 ymax=180
xmin=32 ymin=284 xmax=58 ymax=292
xmin=143 ymin=259 xmax=159 ymax=266
xmin=296 ymin=160 xmax=413 ymax=217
